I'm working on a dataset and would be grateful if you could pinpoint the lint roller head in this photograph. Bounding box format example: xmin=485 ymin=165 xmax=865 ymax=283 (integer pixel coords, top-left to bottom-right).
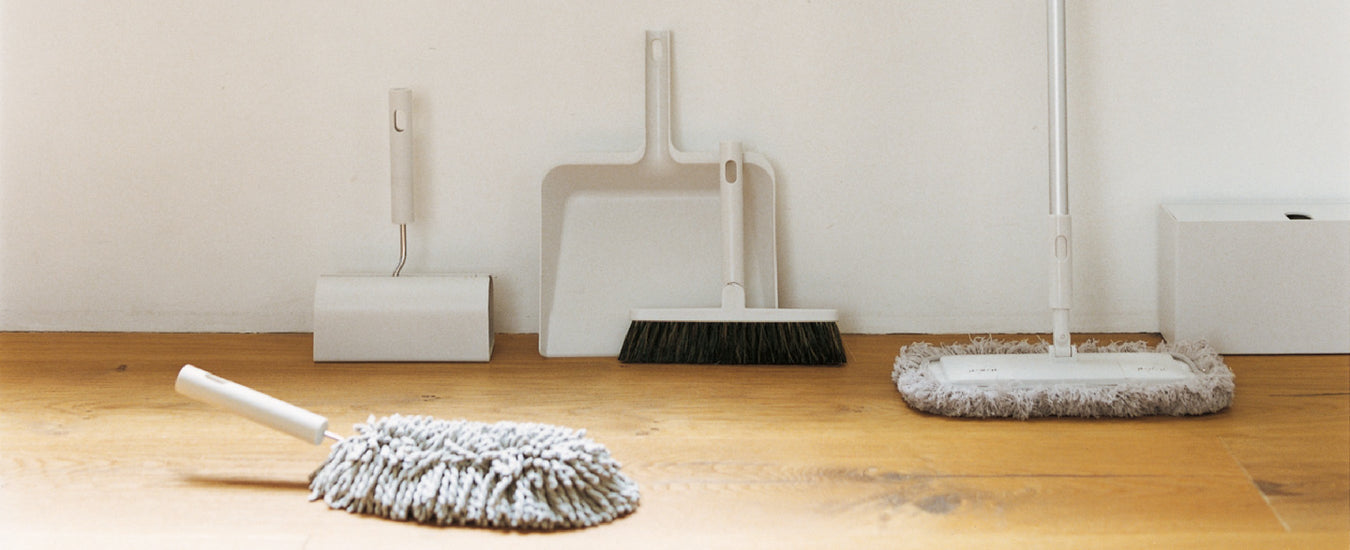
xmin=176 ymin=365 xmax=339 ymax=444
xmin=390 ymin=88 xmax=414 ymax=225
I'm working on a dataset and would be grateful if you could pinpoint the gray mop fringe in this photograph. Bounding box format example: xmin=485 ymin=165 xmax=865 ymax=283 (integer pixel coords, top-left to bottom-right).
xmin=892 ymin=338 xmax=1235 ymax=419
xmin=308 ymin=415 xmax=639 ymax=530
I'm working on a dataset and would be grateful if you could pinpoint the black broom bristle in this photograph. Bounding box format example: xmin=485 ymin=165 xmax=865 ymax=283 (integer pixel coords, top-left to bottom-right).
xmin=618 ymin=321 xmax=847 ymax=365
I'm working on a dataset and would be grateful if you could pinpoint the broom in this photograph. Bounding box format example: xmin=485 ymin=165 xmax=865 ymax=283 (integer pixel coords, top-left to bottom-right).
xmin=618 ymin=142 xmax=846 ymax=365
xmin=175 ymin=365 xmax=639 ymax=529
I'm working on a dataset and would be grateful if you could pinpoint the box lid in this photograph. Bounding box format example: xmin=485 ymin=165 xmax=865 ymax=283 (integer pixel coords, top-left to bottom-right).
xmin=1162 ymin=202 xmax=1350 ymax=222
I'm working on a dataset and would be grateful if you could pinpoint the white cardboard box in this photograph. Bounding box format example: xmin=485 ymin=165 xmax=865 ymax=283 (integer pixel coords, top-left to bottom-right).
xmin=1159 ymin=203 xmax=1350 ymax=354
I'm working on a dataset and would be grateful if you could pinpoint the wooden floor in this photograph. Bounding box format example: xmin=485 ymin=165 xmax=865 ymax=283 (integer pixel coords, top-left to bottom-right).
xmin=1 ymin=333 xmax=1346 ymax=549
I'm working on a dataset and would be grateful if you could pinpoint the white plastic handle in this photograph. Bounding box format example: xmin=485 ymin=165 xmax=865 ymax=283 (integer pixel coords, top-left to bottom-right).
xmin=175 ymin=365 xmax=333 ymax=445
xmin=644 ymin=31 xmax=673 ymax=168
xmin=390 ymin=88 xmax=414 ymax=225
xmin=1050 ymin=214 xmax=1073 ymax=358
xmin=720 ymin=141 xmax=746 ymax=310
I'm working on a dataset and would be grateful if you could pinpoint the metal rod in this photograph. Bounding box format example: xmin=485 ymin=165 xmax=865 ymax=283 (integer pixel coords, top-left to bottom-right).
xmin=1048 ymin=0 xmax=1068 ymax=216
xmin=324 ymin=431 xmax=343 ymax=442
xmin=392 ymin=224 xmax=407 ymax=277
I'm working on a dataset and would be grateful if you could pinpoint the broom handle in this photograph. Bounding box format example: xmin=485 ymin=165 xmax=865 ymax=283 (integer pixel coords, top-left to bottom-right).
xmin=720 ymin=142 xmax=747 ymax=311
xmin=1048 ymin=0 xmax=1073 ymax=357
xmin=175 ymin=365 xmax=340 ymax=445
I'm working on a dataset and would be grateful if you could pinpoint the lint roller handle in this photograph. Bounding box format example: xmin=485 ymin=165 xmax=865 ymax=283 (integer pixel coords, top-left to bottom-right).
xmin=719 ymin=141 xmax=746 ymax=310
xmin=175 ymin=365 xmax=334 ymax=445
xmin=390 ymin=88 xmax=414 ymax=225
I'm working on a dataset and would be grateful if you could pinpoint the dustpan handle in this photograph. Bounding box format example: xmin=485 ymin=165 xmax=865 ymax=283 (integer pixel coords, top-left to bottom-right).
xmin=175 ymin=365 xmax=336 ymax=445
xmin=644 ymin=31 xmax=674 ymax=167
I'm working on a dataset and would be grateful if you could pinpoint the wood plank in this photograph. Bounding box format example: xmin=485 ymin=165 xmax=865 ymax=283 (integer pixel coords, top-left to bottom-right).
xmin=1 ymin=332 xmax=1346 ymax=548
xmin=1214 ymin=354 xmax=1350 ymax=532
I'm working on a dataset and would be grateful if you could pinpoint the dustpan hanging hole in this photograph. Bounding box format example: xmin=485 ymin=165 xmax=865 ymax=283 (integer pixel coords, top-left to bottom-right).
xmin=651 ymin=38 xmax=664 ymax=61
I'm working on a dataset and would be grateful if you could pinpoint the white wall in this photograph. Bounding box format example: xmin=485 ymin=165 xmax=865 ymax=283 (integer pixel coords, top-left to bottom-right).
xmin=3 ymin=0 xmax=1347 ymax=334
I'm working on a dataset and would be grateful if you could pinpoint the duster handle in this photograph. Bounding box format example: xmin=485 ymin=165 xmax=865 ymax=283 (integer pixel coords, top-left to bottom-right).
xmin=175 ymin=365 xmax=338 ymax=445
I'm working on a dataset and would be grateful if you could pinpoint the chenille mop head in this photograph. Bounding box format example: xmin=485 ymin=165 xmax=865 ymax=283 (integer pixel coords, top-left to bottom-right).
xmin=892 ymin=339 xmax=1234 ymax=419
xmin=175 ymin=365 xmax=638 ymax=530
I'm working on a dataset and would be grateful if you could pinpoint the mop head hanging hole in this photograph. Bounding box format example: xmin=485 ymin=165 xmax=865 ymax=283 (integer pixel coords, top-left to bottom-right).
xmin=308 ymin=415 xmax=640 ymax=530
xmin=892 ymin=339 xmax=1234 ymax=419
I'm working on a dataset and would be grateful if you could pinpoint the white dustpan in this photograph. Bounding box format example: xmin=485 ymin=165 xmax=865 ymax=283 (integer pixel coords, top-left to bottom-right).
xmin=313 ymin=89 xmax=492 ymax=362
xmin=540 ymin=31 xmax=779 ymax=357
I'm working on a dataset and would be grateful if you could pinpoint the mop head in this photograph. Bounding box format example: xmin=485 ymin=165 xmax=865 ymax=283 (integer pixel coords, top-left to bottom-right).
xmin=892 ymin=339 xmax=1234 ymax=419
xmin=308 ymin=415 xmax=639 ymax=530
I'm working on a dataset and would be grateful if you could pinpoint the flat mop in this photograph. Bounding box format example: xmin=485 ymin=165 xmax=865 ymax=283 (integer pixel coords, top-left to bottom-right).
xmin=618 ymin=142 xmax=847 ymax=365
xmin=175 ymin=365 xmax=639 ymax=529
xmin=891 ymin=0 xmax=1234 ymax=418
xmin=313 ymin=88 xmax=492 ymax=362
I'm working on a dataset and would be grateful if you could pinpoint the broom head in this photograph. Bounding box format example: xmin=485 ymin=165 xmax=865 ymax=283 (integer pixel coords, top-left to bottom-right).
xmin=618 ymin=306 xmax=846 ymax=365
